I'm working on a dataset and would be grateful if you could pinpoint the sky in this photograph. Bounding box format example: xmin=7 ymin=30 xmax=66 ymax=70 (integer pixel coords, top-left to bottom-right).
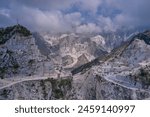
xmin=0 ymin=0 xmax=150 ymax=33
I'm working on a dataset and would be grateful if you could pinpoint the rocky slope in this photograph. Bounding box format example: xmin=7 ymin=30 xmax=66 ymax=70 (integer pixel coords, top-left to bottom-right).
xmin=0 ymin=25 xmax=149 ymax=100
xmin=69 ymin=31 xmax=150 ymax=100
xmin=35 ymin=32 xmax=108 ymax=70
xmin=0 ymin=25 xmax=47 ymax=79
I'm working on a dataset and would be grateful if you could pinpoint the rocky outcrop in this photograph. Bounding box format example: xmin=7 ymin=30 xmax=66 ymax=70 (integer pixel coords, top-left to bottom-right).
xmin=0 ymin=25 xmax=46 ymax=79
xmin=0 ymin=25 xmax=150 ymax=100
xmin=69 ymin=71 xmax=150 ymax=100
xmin=69 ymin=31 xmax=150 ymax=100
xmin=39 ymin=33 xmax=108 ymax=69
xmin=0 ymin=77 xmax=72 ymax=100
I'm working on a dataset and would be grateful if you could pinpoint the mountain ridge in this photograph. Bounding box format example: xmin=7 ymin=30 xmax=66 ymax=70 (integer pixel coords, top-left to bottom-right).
xmin=0 ymin=25 xmax=150 ymax=100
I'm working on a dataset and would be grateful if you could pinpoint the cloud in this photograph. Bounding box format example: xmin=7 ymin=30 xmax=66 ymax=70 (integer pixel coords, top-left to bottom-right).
xmin=0 ymin=8 xmax=14 ymax=26
xmin=64 ymin=12 xmax=82 ymax=27
xmin=9 ymin=0 xmax=102 ymax=13
xmin=0 ymin=0 xmax=82 ymax=32
xmin=0 ymin=0 xmax=74 ymax=10
xmin=0 ymin=9 xmax=10 ymax=17
xmin=9 ymin=6 xmax=82 ymax=32
xmin=0 ymin=0 xmax=150 ymax=33
xmin=105 ymin=0 xmax=150 ymax=29
xmin=76 ymin=23 xmax=101 ymax=34
xmin=98 ymin=15 xmax=116 ymax=32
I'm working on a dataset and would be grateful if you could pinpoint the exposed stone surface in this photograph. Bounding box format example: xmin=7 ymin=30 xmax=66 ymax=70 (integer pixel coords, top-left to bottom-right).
xmin=0 ymin=25 xmax=150 ymax=100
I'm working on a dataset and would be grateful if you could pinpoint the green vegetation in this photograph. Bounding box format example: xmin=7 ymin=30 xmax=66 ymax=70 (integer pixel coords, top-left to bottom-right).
xmin=0 ymin=24 xmax=31 ymax=45
xmin=0 ymin=68 xmax=5 ymax=73
xmin=0 ymin=89 xmax=10 ymax=98
xmin=58 ymin=78 xmax=72 ymax=89
xmin=0 ymin=26 xmax=14 ymax=44
xmin=0 ymin=63 xmax=20 ymax=79
xmin=6 ymin=50 xmax=13 ymax=55
xmin=16 ymin=25 xmax=31 ymax=37
xmin=12 ymin=63 xmax=20 ymax=74
xmin=42 ymin=77 xmax=72 ymax=99
xmin=54 ymin=89 xmax=64 ymax=99
xmin=0 ymin=67 xmax=7 ymax=79
xmin=28 ymin=59 xmax=35 ymax=66
xmin=13 ymin=63 xmax=20 ymax=69
xmin=139 ymin=69 xmax=150 ymax=85
xmin=132 ymin=68 xmax=150 ymax=88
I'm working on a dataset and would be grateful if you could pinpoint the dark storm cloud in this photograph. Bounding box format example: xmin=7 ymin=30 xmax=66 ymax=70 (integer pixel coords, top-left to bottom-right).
xmin=0 ymin=0 xmax=150 ymax=32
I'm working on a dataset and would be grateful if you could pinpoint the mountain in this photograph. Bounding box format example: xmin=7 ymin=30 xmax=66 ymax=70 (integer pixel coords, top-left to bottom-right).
xmin=0 ymin=25 xmax=47 ymax=79
xmin=0 ymin=25 xmax=149 ymax=100
xmin=37 ymin=32 xmax=108 ymax=69
xmin=70 ymin=31 xmax=150 ymax=99
xmin=0 ymin=25 xmax=31 ymax=44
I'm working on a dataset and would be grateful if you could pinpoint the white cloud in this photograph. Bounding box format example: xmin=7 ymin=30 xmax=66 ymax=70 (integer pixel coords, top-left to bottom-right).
xmin=1 ymin=0 xmax=150 ymax=32
xmin=64 ymin=12 xmax=82 ymax=26
xmin=113 ymin=14 xmax=135 ymax=29
xmin=76 ymin=23 xmax=101 ymax=34
xmin=9 ymin=6 xmax=82 ymax=32
xmin=98 ymin=15 xmax=116 ymax=32
xmin=0 ymin=9 xmax=10 ymax=17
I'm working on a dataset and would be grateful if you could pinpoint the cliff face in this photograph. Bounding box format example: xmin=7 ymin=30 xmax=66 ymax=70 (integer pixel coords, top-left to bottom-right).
xmin=37 ymin=33 xmax=108 ymax=69
xmin=68 ymin=70 xmax=150 ymax=100
xmin=0 ymin=77 xmax=72 ymax=100
xmin=69 ymin=31 xmax=150 ymax=100
xmin=0 ymin=25 xmax=150 ymax=100
xmin=0 ymin=25 xmax=46 ymax=79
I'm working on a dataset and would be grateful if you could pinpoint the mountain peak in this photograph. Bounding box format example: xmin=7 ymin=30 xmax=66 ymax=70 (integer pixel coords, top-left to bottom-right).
xmin=133 ymin=31 xmax=150 ymax=45
xmin=0 ymin=24 xmax=31 ymax=45
xmin=11 ymin=24 xmax=32 ymax=36
xmin=143 ymin=30 xmax=150 ymax=36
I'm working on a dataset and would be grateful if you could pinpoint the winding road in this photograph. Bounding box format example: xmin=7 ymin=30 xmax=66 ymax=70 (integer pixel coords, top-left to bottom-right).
xmin=0 ymin=74 xmax=70 ymax=90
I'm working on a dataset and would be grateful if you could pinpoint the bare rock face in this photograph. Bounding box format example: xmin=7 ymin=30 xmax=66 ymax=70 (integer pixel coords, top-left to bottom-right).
xmin=68 ymin=69 xmax=150 ymax=100
xmin=74 ymin=54 xmax=89 ymax=68
xmin=0 ymin=25 xmax=150 ymax=100
xmin=0 ymin=78 xmax=72 ymax=100
xmin=39 ymin=33 xmax=108 ymax=69
xmin=69 ymin=31 xmax=150 ymax=100
xmin=0 ymin=25 xmax=46 ymax=79
xmin=62 ymin=55 xmax=74 ymax=66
